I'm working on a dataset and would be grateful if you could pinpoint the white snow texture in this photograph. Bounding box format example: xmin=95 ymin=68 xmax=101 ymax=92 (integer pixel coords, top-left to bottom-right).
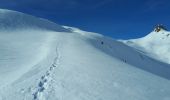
xmin=0 ymin=9 xmax=170 ymax=100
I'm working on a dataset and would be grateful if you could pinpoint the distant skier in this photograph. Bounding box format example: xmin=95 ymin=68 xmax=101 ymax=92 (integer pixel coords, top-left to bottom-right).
xmin=101 ymin=41 xmax=104 ymax=45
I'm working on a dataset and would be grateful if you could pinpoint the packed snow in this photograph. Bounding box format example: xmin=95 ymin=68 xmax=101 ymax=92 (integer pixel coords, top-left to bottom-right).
xmin=0 ymin=9 xmax=170 ymax=100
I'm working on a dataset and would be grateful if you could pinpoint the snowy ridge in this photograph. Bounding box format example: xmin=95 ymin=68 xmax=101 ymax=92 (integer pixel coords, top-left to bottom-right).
xmin=89 ymin=36 xmax=170 ymax=80
xmin=0 ymin=9 xmax=69 ymax=32
xmin=123 ymin=29 xmax=170 ymax=64
xmin=0 ymin=9 xmax=170 ymax=100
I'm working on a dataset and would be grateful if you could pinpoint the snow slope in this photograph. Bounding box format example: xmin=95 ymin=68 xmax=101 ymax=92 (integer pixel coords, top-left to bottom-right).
xmin=123 ymin=29 xmax=170 ymax=64
xmin=0 ymin=9 xmax=69 ymax=32
xmin=0 ymin=9 xmax=170 ymax=100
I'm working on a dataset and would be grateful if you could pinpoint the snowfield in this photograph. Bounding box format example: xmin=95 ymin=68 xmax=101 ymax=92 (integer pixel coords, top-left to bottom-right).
xmin=0 ymin=9 xmax=170 ymax=100
xmin=122 ymin=29 xmax=170 ymax=64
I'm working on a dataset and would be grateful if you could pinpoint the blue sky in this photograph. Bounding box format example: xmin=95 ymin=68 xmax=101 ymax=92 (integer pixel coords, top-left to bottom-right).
xmin=0 ymin=0 xmax=170 ymax=39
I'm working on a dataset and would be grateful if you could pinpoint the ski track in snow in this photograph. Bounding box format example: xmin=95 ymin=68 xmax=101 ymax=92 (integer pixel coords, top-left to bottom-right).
xmin=32 ymin=47 xmax=60 ymax=100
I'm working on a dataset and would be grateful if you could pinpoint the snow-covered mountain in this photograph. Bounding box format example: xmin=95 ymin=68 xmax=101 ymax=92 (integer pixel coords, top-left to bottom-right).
xmin=0 ymin=9 xmax=69 ymax=32
xmin=123 ymin=26 xmax=170 ymax=64
xmin=0 ymin=9 xmax=170 ymax=100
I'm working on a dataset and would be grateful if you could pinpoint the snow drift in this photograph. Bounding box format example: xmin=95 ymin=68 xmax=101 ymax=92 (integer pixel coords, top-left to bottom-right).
xmin=0 ymin=9 xmax=170 ymax=100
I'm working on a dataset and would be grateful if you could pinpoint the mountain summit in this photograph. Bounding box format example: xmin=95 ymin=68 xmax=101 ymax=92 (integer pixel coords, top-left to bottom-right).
xmin=124 ymin=25 xmax=170 ymax=64
xmin=154 ymin=24 xmax=167 ymax=32
xmin=0 ymin=9 xmax=170 ymax=100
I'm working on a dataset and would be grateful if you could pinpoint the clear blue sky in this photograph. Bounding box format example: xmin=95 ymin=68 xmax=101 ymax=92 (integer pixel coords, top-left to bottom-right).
xmin=0 ymin=0 xmax=170 ymax=39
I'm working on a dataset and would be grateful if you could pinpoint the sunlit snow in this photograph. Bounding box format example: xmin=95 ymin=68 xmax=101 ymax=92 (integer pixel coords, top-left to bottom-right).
xmin=0 ymin=9 xmax=170 ymax=100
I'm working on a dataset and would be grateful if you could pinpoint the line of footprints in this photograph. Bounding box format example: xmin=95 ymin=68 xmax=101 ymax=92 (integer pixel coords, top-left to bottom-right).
xmin=33 ymin=56 xmax=59 ymax=100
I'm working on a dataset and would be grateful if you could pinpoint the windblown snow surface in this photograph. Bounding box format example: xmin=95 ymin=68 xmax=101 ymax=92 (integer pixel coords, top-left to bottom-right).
xmin=0 ymin=9 xmax=170 ymax=100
